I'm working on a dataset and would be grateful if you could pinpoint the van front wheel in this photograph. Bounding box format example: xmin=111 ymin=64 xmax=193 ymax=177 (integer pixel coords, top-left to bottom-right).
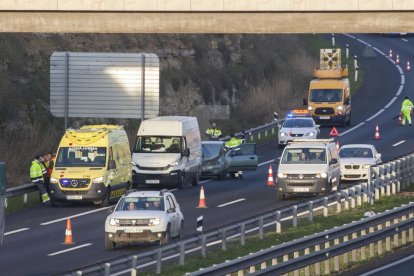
xmin=177 ymin=174 xmax=185 ymax=189
xmin=101 ymin=187 xmax=111 ymax=207
xmin=192 ymin=172 xmax=200 ymax=186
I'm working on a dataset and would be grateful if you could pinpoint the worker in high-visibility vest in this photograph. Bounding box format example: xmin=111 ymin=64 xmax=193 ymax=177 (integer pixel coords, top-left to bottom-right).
xmin=225 ymin=133 xmax=243 ymax=178
xmin=205 ymin=122 xmax=223 ymax=140
xmin=30 ymin=155 xmax=50 ymax=203
xmin=401 ymin=96 xmax=414 ymax=126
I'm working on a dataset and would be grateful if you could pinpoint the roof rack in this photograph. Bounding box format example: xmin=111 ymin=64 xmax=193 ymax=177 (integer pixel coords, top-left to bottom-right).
xmin=289 ymin=138 xmax=334 ymax=144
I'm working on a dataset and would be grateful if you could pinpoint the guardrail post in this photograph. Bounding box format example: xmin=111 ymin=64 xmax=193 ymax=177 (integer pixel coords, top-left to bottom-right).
xmin=343 ymin=235 xmax=349 ymax=265
xmin=131 ymin=255 xmax=138 ymax=269
xmin=261 ymin=260 xmax=267 ymax=270
xmin=240 ymin=223 xmax=245 ymax=246
xmin=334 ymin=239 xmax=340 ymax=272
xmin=201 ymin=235 xmax=207 ymax=258
xmin=265 ymin=129 xmax=268 ymax=137
xmin=409 ymin=213 xmax=414 ymax=242
xmin=375 ymin=186 xmax=380 ymax=201
xmin=351 ymin=232 xmax=357 ymax=262
xmin=314 ymin=244 xmax=321 ymax=275
xmin=308 ymin=201 xmax=314 ymax=222
xmin=391 ymin=182 xmax=396 ymax=195
xmin=249 ymin=265 xmax=256 ymax=273
xmin=343 ymin=191 xmax=349 ymax=210
xmin=324 ymin=242 xmax=330 ymax=275
xmin=336 ymin=193 xmax=341 ymax=213
xmin=23 ymin=193 xmax=28 ymax=205
xmin=360 ymin=229 xmax=366 ymax=261
xmin=156 ymin=249 xmax=162 ymax=274
xmin=350 ymin=188 xmax=356 ymax=209
xmin=393 ymin=218 xmax=399 ymax=247
xmin=377 ymin=224 xmax=383 ymax=255
xmin=304 ymin=248 xmax=310 ymax=276
xmin=401 ymin=216 xmax=407 ymax=245
xmin=323 ymin=197 xmax=328 ymax=217
xmin=385 ymin=221 xmax=391 ymax=251
xmin=283 ymin=254 xmax=289 ymax=275
xmin=104 ymin=263 xmax=110 ymax=276
xmin=292 ymin=206 xmax=297 ymax=227
xmin=222 ymin=228 xmax=227 ymax=251
xmin=259 ymin=217 xmax=264 ymax=239
xmin=179 ymin=243 xmax=185 ymax=265
xmin=293 ymin=251 xmax=300 ymax=276
xmin=275 ymin=211 xmax=281 ymax=234
xmin=356 ymin=187 xmax=362 ymax=206
xmin=257 ymin=132 xmax=261 ymax=140
xmin=369 ymin=227 xmax=375 ymax=257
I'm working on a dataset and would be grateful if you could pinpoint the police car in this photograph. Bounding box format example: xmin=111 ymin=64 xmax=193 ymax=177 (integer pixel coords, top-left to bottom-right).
xmin=278 ymin=109 xmax=320 ymax=148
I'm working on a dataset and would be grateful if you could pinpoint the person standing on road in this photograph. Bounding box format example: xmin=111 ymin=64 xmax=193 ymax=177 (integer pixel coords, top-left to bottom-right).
xmin=225 ymin=133 xmax=243 ymax=178
xmin=206 ymin=122 xmax=223 ymax=140
xmin=401 ymin=96 xmax=414 ymax=126
xmin=30 ymin=155 xmax=50 ymax=203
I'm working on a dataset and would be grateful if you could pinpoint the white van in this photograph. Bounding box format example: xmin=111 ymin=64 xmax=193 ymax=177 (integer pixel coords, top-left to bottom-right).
xmin=132 ymin=116 xmax=201 ymax=189
xmin=277 ymin=139 xmax=340 ymax=200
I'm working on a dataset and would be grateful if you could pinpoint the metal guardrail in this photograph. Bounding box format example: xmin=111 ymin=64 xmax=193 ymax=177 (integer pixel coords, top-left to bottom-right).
xmin=63 ymin=149 xmax=414 ymax=275
xmin=4 ymin=120 xmax=279 ymax=202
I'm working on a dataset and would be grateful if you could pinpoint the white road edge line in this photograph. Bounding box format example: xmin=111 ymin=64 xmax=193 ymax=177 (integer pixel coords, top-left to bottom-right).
xmin=365 ymin=109 xmax=385 ymax=122
xmin=47 ymin=243 xmax=92 ymax=256
xmin=338 ymin=122 xmax=365 ymax=136
xmin=217 ymin=198 xmax=246 ymax=208
xmin=360 ymin=253 xmax=414 ymax=276
xmin=402 ymin=38 xmax=408 ymax=43
xmin=40 ymin=207 xmax=111 ymax=226
xmin=258 ymin=159 xmax=275 ymax=167
xmin=5 ymin=228 xmax=30 ymax=236
xmin=392 ymin=140 xmax=405 ymax=147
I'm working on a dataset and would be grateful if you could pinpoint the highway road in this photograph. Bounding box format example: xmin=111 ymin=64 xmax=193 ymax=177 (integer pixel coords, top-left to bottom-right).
xmin=1 ymin=34 xmax=414 ymax=275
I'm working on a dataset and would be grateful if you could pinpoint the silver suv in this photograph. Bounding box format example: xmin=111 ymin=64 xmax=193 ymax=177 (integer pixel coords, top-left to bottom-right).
xmin=104 ymin=189 xmax=184 ymax=250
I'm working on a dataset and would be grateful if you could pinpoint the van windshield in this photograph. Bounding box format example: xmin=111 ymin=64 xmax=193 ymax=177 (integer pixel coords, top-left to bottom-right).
xmin=281 ymin=148 xmax=326 ymax=164
xmin=134 ymin=136 xmax=184 ymax=153
xmin=310 ymin=89 xmax=342 ymax=102
xmin=55 ymin=147 xmax=107 ymax=167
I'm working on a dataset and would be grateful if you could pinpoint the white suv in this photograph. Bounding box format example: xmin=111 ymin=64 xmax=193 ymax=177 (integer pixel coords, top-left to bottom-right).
xmin=105 ymin=189 xmax=184 ymax=250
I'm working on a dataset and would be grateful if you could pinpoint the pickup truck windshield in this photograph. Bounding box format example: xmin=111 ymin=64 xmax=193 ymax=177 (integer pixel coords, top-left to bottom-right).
xmin=134 ymin=136 xmax=184 ymax=153
xmin=281 ymin=148 xmax=326 ymax=164
xmin=310 ymin=89 xmax=342 ymax=103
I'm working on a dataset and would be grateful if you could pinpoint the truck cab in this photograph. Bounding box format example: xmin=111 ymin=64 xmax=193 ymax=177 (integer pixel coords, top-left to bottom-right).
xmin=304 ymin=49 xmax=351 ymax=126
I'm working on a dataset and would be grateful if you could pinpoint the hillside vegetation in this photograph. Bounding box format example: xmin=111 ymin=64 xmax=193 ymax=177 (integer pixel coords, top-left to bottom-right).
xmin=0 ymin=34 xmax=321 ymax=186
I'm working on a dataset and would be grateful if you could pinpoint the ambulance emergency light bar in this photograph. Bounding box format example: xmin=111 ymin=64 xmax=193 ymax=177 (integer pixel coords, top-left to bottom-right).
xmin=286 ymin=109 xmax=311 ymax=118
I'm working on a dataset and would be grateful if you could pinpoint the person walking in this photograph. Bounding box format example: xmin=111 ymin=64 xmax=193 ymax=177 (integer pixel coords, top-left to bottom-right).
xmin=401 ymin=96 xmax=414 ymax=126
xmin=205 ymin=122 xmax=223 ymax=140
xmin=30 ymin=155 xmax=50 ymax=203
xmin=225 ymin=133 xmax=243 ymax=178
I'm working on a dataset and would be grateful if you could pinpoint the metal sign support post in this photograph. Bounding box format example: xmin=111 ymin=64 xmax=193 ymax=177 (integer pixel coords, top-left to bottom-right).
xmin=0 ymin=161 xmax=6 ymax=245
xmin=64 ymin=52 xmax=69 ymax=130
xmin=141 ymin=54 xmax=145 ymax=121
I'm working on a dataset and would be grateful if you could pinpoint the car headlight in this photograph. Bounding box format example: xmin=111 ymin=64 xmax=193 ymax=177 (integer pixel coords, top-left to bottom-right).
xmin=362 ymin=164 xmax=371 ymax=169
xmin=305 ymin=132 xmax=314 ymax=136
xmin=320 ymin=172 xmax=328 ymax=178
xmin=149 ymin=218 xmax=161 ymax=226
xmin=280 ymin=133 xmax=287 ymax=137
xmin=93 ymin=176 xmax=104 ymax=183
xmin=169 ymin=160 xmax=179 ymax=167
xmin=308 ymin=106 xmax=313 ymax=111
xmin=50 ymin=177 xmax=58 ymax=184
xmin=336 ymin=105 xmax=344 ymax=111
xmin=109 ymin=218 xmax=119 ymax=226
xmin=277 ymin=172 xmax=287 ymax=178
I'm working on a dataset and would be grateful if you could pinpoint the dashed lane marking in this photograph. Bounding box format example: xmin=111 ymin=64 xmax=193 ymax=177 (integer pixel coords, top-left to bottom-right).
xmin=5 ymin=228 xmax=30 ymax=236
xmin=217 ymin=198 xmax=246 ymax=208
xmin=47 ymin=243 xmax=92 ymax=256
xmin=40 ymin=207 xmax=111 ymax=226
xmin=392 ymin=140 xmax=405 ymax=147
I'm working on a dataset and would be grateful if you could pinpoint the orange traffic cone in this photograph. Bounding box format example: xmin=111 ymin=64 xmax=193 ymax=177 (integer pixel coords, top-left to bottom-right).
xmin=396 ymin=54 xmax=400 ymax=64
xmin=389 ymin=49 xmax=393 ymax=58
xmin=374 ymin=125 xmax=381 ymax=140
xmin=267 ymin=165 xmax=275 ymax=186
xmin=64 ymin=218 xmax=74 ymax=244
xmin=407 ymin=61 xmax=411 ymax=71
xmin=336 ymin=141 xmax=340 ymax=151
xmin=197 ymin=186 xmax=207 ymax=208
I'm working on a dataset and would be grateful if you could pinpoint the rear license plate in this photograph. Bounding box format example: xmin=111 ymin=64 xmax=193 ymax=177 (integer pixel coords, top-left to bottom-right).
xmin=145 ymin=179 xmax=160 ymax=184
xmin=66 ymin=195 xmax=82 ymax=200
xmin=125 ymin=227 xmax=142 ymax=233
xmin=293 ymin=187 xmax=310 ymax=192
xmin=319 ymin=116 xmax=330 ymax=120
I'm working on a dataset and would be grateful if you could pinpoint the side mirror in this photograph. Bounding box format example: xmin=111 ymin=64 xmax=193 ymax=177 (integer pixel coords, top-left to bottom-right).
xmin=302 ymin=98 xmax=308 ymax=106
xmin=273 ymin=112 xmax=279 ymax=121
xmin=182 ymin=148 xmax=190 ymax=158
xmin=376 ymin=153 xmax=382 ymax=159
xmin=315 ymin=125 xmax=320 ymax=128
xmin=344 ymin=98 xmax=350 ymax=105
xmin=329 ymin=158 xmax=338 ymax=165
xmin=167 ymin=208 xmax=175 ymax=213
xmin=108 ymin=160 xmax=116 ymax=170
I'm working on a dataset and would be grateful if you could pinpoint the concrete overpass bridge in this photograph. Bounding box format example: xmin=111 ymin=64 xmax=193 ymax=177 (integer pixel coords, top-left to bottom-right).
xmin=0 ymin=0 xmax=413 ymax=33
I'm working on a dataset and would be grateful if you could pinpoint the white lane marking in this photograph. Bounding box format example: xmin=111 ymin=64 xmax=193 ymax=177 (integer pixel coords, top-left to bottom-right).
xmin=357 ymin=38 xmax=367 ymax=45
xmin=5 ymin=228 xmax=30 ymax=236
xmin=401 ymin=74 xmax=405 ymax=84
xmin=397 ymin=65 xmax=403 ymax=75
xmin=402 ymin=38 xmax=408 ymax=43
xmin=217 ymin=198 xmax=246 ymax=208
xmin=40 ymin=207 xmax=111 ymax=226
xmin=338 ymin=122 xmax=365 ymax=136
xmin=344 ymin=34 xmax=356 ymax=39
xmin=385 ymin=96 xmax=398 ymax=109
xmin=392 ymin=140 xmax=405 ymax=147
xmin=47 ymin=243 xmax=92 ymax=256
xmin=365 ymin=109 xmax=385 ymax=122
xmin=372 ymin=47 xmax=385 ymax=56
xmin=360 ymin=253 xmax=414 ymax=276
xmin=259 ymin=159 xmax=275 ymax=167
xmin=396 ymin=84 xmax=404 ymax=96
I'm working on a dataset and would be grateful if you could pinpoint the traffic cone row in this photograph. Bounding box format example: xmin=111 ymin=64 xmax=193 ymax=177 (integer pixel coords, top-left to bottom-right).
xmin=407 ymin=61 xmax=411 ymax=71
xmin=389 ymin=49 xmax=393 ymax=58
xmin=374 ymin=124 xmax=381 ymax=140
xmin=64 ymin=218 xmax=74 ymax=244
xmin=267 ymin=165 xmax=275 ymax=186
xmin=396 ymin=54 xmax=400 ymax=64
xmin=197 ymin=186 xmax=207 ymax=208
